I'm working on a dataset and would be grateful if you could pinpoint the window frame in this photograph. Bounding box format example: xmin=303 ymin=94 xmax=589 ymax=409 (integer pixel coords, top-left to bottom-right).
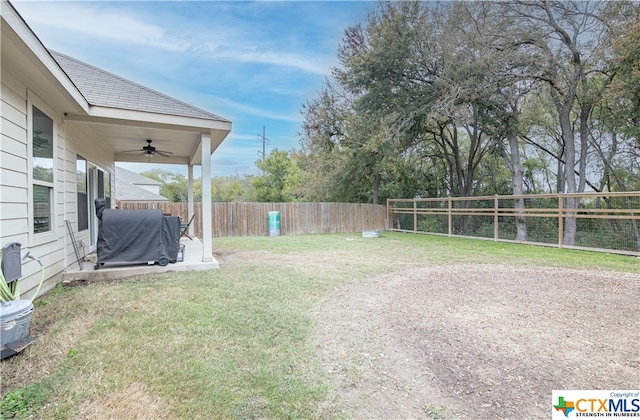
xmin=28 ymin=94 xmax=57 ymax=244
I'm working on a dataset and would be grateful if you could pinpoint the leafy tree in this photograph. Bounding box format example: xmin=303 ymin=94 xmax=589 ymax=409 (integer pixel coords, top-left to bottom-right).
xmin=211 ymin=176 xmax=252 ymax=202
xmin=300 ymin=85 xmax=364 ymax=202
xmin=335 ymin=2 xmax=514 ymax=201
xmin=252 ymin=149 xmax=302 ymax=202
xmin=140 ymin=169 xmax=188 ymax=202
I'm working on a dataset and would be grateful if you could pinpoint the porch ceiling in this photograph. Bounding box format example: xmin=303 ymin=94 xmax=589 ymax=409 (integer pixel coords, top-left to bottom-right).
xmin=65 ymin=111 xmax=231 ymax=165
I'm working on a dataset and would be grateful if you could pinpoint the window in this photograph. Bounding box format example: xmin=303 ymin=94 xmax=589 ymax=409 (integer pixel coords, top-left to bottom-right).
xmin=33 ymin=185 xmax=51 ymax=233
xmin=77 ymin=156 xmax=88 ymax=231
xmin=32 ymin=106 xmax=54 ymax=234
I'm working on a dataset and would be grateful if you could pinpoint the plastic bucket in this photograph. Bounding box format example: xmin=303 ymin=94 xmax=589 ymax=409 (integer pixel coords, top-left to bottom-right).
xmin=268 ymin=211 xmax=280 ymax=236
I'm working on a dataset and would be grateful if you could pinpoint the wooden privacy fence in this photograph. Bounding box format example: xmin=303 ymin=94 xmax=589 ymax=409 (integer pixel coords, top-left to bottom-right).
xmin=387 ymin=191 xmax=640 ymax=256
xmin=117 ymin=201 xmax=386 ymax=238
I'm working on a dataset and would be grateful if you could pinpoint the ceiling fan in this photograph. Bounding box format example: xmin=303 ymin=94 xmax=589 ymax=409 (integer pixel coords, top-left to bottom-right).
xmin=122 ymin=139 xmax=173 ymax=158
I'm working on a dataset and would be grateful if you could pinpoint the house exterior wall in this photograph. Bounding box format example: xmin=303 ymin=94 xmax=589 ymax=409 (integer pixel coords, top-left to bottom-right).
xmin=1 ymin=60 xmax=115 ymax=299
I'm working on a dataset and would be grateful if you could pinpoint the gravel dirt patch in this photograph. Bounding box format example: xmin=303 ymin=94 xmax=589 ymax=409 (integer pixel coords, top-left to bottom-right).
xmin=314 ymin=264 xmax=639 ymax=419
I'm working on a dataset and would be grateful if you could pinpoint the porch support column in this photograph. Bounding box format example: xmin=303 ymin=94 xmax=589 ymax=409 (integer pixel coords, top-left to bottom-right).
xmin=187 ymin=164 xmax=195 ymax=238
xmin=200 ymin=132 xmax=213 ymax=262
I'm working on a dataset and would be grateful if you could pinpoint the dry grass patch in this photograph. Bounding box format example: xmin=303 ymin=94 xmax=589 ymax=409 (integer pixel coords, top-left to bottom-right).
xmin=76 ymin=381 xmax=170 ymax=419
xmin=0 ymin=284 xmax=104 ymax=396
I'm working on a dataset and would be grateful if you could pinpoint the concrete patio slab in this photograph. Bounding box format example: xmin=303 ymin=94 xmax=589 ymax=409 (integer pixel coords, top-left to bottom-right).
xmin=63 ymin=237 xmax=219 ymax=282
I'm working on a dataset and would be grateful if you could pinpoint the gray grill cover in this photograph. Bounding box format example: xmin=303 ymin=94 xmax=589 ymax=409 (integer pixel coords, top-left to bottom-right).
xmin=162 ymin=216 xmax=180 ymax=263
xmin=95 ymin=199 xmax=179 ymax=268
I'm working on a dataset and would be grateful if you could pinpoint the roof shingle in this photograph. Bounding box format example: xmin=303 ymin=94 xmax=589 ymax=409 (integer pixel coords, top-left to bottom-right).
xmin=50 ymin=50 xmax=229 ymax=122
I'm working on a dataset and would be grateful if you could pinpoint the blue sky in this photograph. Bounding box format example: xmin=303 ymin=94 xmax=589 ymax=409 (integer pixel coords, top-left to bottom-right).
xmin=12 ymin=1 xmax=376 ymax=177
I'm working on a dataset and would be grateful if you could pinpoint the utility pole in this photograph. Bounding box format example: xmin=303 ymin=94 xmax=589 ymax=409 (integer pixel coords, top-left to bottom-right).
xmin=257 ymin=126 xmax=269 ymax=170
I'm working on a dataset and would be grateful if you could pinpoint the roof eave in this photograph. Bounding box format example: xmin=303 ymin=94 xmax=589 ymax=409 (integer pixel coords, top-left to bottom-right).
xmin=65 ymin=106 xmax=232 ymax=133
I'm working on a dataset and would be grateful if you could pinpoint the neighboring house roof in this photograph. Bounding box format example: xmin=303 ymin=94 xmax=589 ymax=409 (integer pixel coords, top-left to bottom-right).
xmin=116 ymin=166 xmax=162 ymax=187
xmin=50 ymin=50 xmax=230 ymax=123
xmin=115 ymin=167 xmax=169 ymax=202
xmin=116 ymin=181 xmax=168 ymax=202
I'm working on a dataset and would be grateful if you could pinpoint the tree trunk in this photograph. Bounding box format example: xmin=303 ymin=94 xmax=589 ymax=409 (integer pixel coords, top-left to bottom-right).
xmin=556 ymin=97 xmax=578 ymax=246
xmin=372 ymin=172 xmax=380 ymax=205
xmin=550 ymin=87 xmax=579 ymax=246
xmin=508 ymin=133 xmax=528 ymax=241
xmin=556 ymin=157 xmax=564 ymax=193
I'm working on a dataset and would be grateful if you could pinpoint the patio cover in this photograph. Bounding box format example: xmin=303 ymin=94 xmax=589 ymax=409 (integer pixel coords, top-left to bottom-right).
xmin=54 ymin=51 xmax=231 ymax=263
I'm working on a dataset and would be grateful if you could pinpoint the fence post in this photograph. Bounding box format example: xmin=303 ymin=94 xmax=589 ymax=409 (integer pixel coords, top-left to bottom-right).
xmin=386 ymin=198 xmax=390 ymax=230
xmin=494 ymin=194 xmax=499 ymax=241
xmin=448 ymin=195 xmax=452 ymax=236
xmin=413 ymin=199 xmax=417 ymax=233
xmin=558 ymin=193 xmax=564 ymax=248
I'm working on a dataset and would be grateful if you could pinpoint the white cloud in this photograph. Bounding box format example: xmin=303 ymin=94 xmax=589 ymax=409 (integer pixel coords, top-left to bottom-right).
xmin=13 ymin=2 xmax=189 ymax=51
xmin=205 ymin=95 xmax=302 ymax=123
xmin=212 ymin=47 xmax=331 ymax=76
xmin=13 ymin=1 xmax=332 ymax=75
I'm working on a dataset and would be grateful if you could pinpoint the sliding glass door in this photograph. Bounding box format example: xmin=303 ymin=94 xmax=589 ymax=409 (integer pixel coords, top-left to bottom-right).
xmin=77 ymin=156 xmax=111 ymax=251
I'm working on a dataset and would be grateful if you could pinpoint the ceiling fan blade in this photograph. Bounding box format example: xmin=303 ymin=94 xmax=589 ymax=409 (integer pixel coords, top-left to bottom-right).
xmin=122 ymin=140 xmax=171 ymax=157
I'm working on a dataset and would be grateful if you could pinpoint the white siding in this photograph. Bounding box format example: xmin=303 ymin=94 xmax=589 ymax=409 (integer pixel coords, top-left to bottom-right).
xmin=1 ymin=69 xmax=28 ymax=247
xmin=0 ymin=63 xmax=115 ymax=299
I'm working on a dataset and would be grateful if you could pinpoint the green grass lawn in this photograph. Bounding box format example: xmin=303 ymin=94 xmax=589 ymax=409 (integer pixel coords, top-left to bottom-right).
xmin=1 ymin=232 xmax=637 ymax=419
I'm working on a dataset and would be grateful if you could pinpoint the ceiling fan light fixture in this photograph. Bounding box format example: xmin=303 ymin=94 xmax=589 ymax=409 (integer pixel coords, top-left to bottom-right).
xmin=122 ymin=139 xmax=173 ymax=158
